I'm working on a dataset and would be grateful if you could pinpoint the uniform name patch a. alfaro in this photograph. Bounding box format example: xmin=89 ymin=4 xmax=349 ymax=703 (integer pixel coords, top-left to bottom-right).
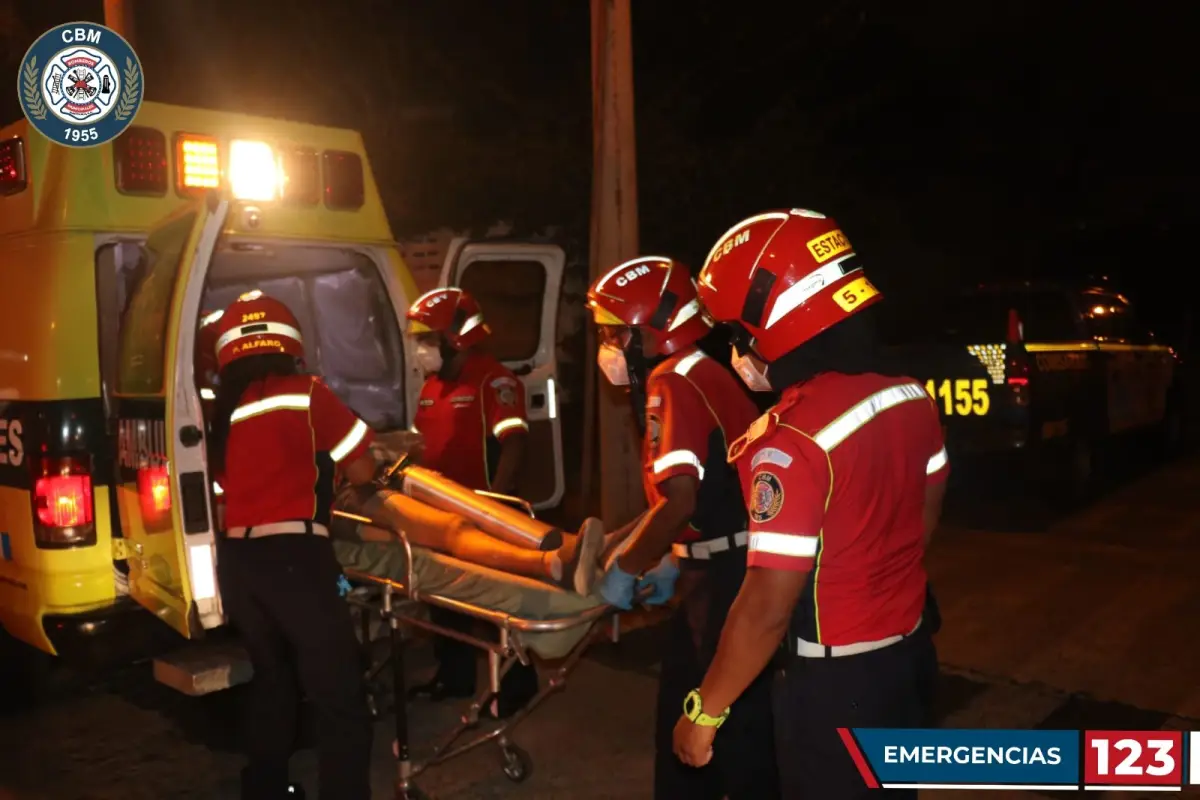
xmin=806 ymin=229 xmax=852 ymax=264
xmin=419 ymin=398 xmax=434 ymax=407
xmin=450 ymin=394 xmax=476 ymax=407
xmin=750 ymin=471 xmax=784 ymax=523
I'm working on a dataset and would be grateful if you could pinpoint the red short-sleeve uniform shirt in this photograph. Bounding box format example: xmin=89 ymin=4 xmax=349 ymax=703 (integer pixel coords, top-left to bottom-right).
xmin=729 ymin=372 xmax=948 ymax=645
xmin=221 ymin=374 xmax=374 ymax=529
xmin=412 ymin=351 xmax=529 ymax=491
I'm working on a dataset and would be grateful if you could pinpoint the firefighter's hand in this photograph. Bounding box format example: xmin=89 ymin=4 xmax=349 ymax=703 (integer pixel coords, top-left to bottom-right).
xmin=636 ymin=554 xmax=679 ymax=606
xmin=672 ymin=715 xmax=716 ymax=768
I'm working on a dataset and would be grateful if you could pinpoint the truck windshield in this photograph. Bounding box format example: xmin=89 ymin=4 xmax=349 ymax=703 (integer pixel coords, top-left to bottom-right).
xmin=96 ymin=242 xmax=408 ymax=430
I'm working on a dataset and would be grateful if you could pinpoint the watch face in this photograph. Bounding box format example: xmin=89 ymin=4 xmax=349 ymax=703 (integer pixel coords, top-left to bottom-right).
xmin=684 ymin=691 xmax=701 ymax=716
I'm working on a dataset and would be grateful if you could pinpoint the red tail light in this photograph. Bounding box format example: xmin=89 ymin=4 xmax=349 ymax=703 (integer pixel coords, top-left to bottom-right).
xmin=31 ymin=455 xmax=96 ymax=548
xmin=1006 ymin=308 xmax=1024 ymax=344
xmin=137 ymin=465 xmax=172 ymax=518
xmin=1004 ymin=307 xmax=1032 ymax=401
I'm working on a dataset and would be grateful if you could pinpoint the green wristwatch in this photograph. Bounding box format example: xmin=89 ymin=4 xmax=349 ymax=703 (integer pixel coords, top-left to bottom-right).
xmin=683 ymin=690 xmax=729 ymax=728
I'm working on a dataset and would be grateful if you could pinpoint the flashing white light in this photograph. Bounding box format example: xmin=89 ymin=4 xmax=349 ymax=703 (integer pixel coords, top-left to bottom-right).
xmin=229 ymin=140 xmax=281 ymax=202
xmin=547 ymin=377 xmax=558 ymax=420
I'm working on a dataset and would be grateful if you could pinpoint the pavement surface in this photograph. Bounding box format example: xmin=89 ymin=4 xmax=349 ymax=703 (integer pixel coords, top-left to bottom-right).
xmin=3 ymin=451 xmax=1200 ymax=799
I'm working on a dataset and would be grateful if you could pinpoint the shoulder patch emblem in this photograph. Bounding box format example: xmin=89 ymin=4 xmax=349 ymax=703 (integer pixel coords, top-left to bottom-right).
xmin=750 ymin=471 xmax=784 ymax=523
xmin=490 ymin=376 xmax=517 ymax=388
xmin=496 ymin=385 xmax=517 ymax=407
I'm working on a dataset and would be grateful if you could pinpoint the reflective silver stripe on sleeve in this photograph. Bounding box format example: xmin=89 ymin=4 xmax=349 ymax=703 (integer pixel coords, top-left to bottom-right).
xmin=673 ymin=349 xmax=707 ymax=377
xmin=652 ymin=449 xmax=705 ymax=479
xmin=749 ymin=532 xmax=819 ymax=558
xmin=492 ymin=417 xmax=529 ymax=437
xmin=927 ymin=446 xmax=948 ymax=474
xmin=330 ymin=419 xmax=370 ymax=463
xmin=230 ymin=393 xmax=312 ymax=423
xmin=812 ymin=383 xmax=927 ymax=452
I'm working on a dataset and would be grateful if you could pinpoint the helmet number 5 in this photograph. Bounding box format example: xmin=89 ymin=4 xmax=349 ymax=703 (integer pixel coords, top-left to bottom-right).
xmin=925 ymin=378 xmax=990 ymax=416
xmin=834 ymin=277 xmax=880 ymax=312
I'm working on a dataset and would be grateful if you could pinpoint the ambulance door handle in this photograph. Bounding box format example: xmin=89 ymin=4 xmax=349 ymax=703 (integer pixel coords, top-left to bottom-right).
xmin=530 ymin=393 xmax=546 ymax=410
xmin=179 ymin=425 xmax=204 ymax=448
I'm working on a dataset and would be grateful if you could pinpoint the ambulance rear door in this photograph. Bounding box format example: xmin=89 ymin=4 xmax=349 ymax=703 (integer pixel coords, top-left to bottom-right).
xmin=113 ymin=195 xmax=229 ymax=638
xmin=440 ymin=240 xmax=566 ymax=509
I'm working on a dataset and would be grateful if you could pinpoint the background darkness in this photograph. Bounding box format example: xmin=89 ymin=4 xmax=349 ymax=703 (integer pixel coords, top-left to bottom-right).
xmin=2 ymin=0 xmax=1195 ymax=341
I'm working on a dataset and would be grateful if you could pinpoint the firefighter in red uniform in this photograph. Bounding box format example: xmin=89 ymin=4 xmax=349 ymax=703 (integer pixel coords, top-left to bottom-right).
xmin=588 ymin=257 xmax=781 ymax=800
xmin=672 ymin=210 xmax=947 ymax=799
xmin=403 ymin=287 xmax=539 ymax=714
xmin=208 ymin=292 xmax=377 ymax=800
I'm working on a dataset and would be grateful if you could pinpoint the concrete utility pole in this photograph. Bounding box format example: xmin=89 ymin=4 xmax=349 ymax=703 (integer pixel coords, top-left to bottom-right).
xmin=103 ymin=0 xmax=136 ymax=47
xmin=584 ymin=0 xmax=645 ymax=524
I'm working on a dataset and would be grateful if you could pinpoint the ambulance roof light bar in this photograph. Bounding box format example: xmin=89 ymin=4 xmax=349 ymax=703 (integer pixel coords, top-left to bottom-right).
xmin=229 ymin=139 xmax=283 ymax=202
xmin=176 ymin=133 xmax=220 ymax=195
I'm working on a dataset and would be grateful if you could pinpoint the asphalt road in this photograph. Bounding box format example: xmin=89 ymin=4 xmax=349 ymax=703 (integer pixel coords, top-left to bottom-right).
xmin=2 ymin=451 xmax=1199 ymax=799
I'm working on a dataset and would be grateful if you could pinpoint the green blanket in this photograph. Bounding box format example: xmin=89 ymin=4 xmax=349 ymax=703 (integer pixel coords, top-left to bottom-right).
xmin=332 ymin=537 xmax=605 ymax=661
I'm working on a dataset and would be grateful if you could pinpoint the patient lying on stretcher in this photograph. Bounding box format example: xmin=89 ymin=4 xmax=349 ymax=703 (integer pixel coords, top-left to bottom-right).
xmin=334 ymin=485 xmax=607 ymax=596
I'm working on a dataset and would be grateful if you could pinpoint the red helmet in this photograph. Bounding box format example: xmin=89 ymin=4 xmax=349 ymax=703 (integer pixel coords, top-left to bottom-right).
xmin=212 ymin=291 xmax=306 ymax=370
xmin=587 ymin=256 xmax=710 ymax=356
xmin=195 ymin=309 xmax=222 ymax=393
xmin=697 ymin=208 xmax=882 ymax=362
xmin=405 ymin=287 xmax=490 ymax=350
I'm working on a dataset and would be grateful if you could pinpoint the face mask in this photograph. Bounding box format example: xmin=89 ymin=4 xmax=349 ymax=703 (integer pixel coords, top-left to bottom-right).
xmin=731 ymin=348 xmax=772 ymax=392
xmin=415 ymin=342 xmax=444 ymax=375
xmin=597 ymin=343 xmax=630 ymax=386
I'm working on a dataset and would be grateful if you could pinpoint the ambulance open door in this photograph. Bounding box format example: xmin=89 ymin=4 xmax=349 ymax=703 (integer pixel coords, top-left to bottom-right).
xmin=440 ymin=240 xmax=566 ymax=509
xmin=112 ymin=196 xmax=229 ymax=638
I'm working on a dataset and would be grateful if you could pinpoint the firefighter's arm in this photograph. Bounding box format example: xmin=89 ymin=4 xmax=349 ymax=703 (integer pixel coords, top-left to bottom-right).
xmin=310 ymin=378 xmax=376 ymax=486
xmin=693 ymin=429 xmax=830 ymax=716
xmin=616 ymin=476 xmax=697 ymax=576
xmin=485 ymin=374 xmax=529 ymax=495
xmin=616 ymin=377 xmax=704 ymax=573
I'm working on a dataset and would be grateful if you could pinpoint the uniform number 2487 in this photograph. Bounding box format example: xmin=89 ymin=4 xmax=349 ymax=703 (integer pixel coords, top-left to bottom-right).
xmin=925 ymin=378 xmax=990 ymax=416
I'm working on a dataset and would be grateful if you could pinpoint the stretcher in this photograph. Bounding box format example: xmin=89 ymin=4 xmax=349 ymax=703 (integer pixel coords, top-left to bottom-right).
xmin=331 ymin=499 xmax=617 ymax=800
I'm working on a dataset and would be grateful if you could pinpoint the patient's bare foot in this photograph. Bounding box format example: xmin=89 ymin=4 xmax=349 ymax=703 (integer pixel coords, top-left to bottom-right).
xmin=555 ymin=517 xmax=604 ymax=595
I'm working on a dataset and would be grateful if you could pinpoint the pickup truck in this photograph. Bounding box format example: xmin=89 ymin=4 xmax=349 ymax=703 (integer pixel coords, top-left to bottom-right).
xmin=884 ymin=280 xmax=1185 ymax=500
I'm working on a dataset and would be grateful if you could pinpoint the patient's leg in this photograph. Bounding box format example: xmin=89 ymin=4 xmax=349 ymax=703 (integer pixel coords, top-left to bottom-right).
xmin=360 ymin=495 xmax=603 ymax=594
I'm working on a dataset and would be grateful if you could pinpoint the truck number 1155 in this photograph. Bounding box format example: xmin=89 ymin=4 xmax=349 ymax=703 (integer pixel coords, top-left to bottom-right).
xmin=925 ymin=378 xmax=990 ymax=416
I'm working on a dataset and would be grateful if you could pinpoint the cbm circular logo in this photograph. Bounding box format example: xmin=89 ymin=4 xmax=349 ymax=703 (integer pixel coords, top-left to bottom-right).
xmin=17 ymin=22 xmax=143 ymax=148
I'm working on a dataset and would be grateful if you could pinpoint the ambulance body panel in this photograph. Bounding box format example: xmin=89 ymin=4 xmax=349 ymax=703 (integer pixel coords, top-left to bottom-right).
xmin=0 ymin=102 xmax=567 ymax=681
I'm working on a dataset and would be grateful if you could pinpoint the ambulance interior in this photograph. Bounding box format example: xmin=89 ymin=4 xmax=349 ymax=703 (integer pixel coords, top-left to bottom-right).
xmin=96 ymin=240 xmax=410 ymax=432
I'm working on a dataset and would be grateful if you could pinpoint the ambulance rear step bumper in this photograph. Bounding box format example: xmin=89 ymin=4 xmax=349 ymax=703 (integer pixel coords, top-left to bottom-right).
xmin=153 ymin=641 xmax=253 ymax=696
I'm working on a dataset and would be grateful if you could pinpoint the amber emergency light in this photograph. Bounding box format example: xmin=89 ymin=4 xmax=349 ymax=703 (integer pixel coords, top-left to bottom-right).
xmin=176 ymin=133 xmax=220 ymax=194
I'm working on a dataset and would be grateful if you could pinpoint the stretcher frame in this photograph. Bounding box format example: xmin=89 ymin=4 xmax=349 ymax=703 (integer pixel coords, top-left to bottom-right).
xmin=334 ymin=509 xmax=617 ymax=800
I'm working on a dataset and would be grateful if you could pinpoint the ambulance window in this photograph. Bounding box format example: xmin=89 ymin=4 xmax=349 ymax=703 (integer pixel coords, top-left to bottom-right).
xmin=115 ymin=211 xmax=198 ymax=395
xmin=458 ymin=260 xmax=546 ymax=362
xmin=202 ymin=248 xmax=406 ymax=430
xmin=1023 ymin=291 xmax=1080 ymax=341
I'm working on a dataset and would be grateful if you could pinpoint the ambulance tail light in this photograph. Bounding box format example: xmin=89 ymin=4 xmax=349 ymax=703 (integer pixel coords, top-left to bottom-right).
xmin=0 ymin=137 xmax=28 ymax=197
xmin=322 ymin=150 xmax=364 ymax=210
xmin=31 ymin=455 xmax=96 ymax=548
xmin=281 ymin=148 xmax=320 ymax=205
xmin=229 ymin=139 xmax=282 ymax=202
xmin=137 ymin=465 xmax=172 ymax=519
xmin=176 ymin=134 xmax=220 ymax=194
xmin=114 ymin=126 xmax=168 ymax=196
xmin=1005 ymin=307 xmax=1031 ymax=404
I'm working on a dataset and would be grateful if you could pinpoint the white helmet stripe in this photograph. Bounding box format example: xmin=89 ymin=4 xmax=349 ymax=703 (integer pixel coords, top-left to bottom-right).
xmin=216 ymin=321 xmax=304 ymax=353
xmin=764 ymin=254 xmax=860 ymax=329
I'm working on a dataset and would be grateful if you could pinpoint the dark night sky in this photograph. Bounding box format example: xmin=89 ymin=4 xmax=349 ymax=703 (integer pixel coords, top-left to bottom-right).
xmin=3 ymin=1 xmax=1195 ymax=332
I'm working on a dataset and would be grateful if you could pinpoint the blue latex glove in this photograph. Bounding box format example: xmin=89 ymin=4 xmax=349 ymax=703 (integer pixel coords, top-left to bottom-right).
xmin=597 ymin=561 xmax=638 ymax=610
xmin=637 ymin=554 xmax=680 ymax=606
xmin=336 ymin=574 xmax=353 ymax=598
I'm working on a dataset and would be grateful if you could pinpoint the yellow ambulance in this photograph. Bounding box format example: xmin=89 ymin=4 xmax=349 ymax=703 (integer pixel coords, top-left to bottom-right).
xmin=0 ymin=101 xmax=567 ymax=700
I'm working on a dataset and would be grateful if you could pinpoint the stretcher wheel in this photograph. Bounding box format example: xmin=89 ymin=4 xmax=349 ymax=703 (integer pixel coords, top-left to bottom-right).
xmin=500 ymin=744 xmax=532 ymax=783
